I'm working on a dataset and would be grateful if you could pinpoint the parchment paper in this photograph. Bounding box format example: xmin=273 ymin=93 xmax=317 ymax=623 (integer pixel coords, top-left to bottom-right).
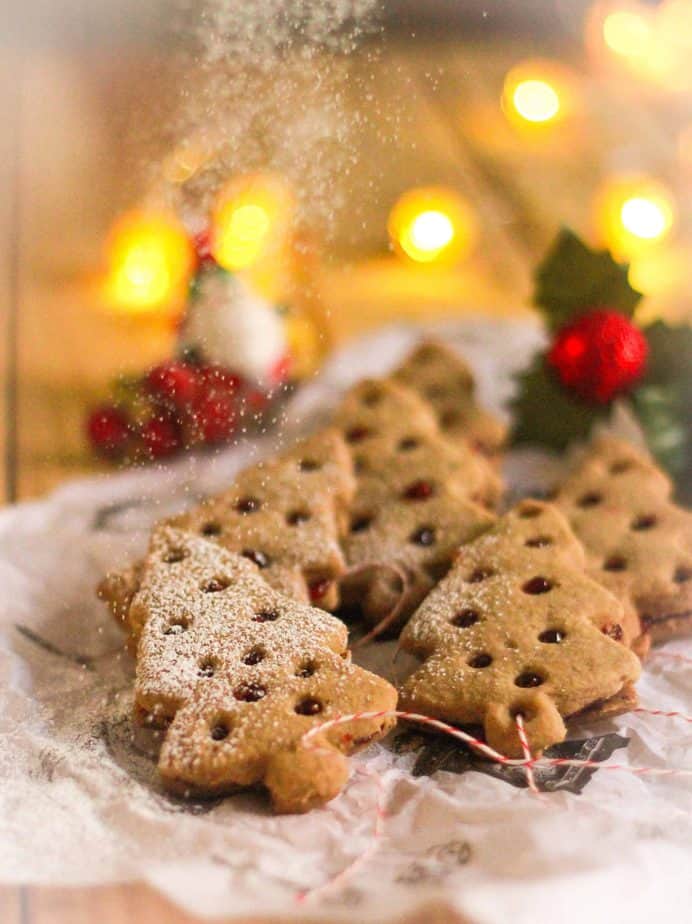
xmin=1 ymin=320 xmax=690 ymax=923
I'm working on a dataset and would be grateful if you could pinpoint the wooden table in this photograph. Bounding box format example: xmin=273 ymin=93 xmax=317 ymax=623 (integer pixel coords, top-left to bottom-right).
xmin=1 ymin=28 xmax=689 ymax=923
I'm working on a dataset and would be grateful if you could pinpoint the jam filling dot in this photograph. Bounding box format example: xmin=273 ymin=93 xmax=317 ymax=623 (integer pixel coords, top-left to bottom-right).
xmin=345 ymin=426 xmax=371 ymax=444
xmin=468 ymin=653 xmax=492 ymax=668
xmin=603 ymin=623 xmax=624 ymax=641
xmin=242 ymin=548 xmax=270 ymax=569
xmin=201 ymin=522 xmax=222 ymax=537
xmin=603 ymin=555 xmax=627 ymax=572
xmin=164 ymin=619 xmax=188 ymax=635
xmin=242 ymin=647 xmax=265 ymax=666
xmin=468 ymin=567 xmax=494 ymax=583
xmin=631 ymin=514 xmax=657 ymax=531
xmin=287 ymin=509 xmax=311 ymax=525
xmin=296 ymin=661 xmax=317 ymax=678
xmin=210 ymin=722 xmax=230 ymax=741
xmin=299 ymin=458 xmax=321 ymax=472
xmin=522 ymin=576 xmax=553 ymax=595
xmin=403 ymin=480 xmax=434 ymax=501
xmin=202 ymin=577 xmax=229 ymax=593
xmin=253 ymin=609 xmax=279 ymax=623
xmin=409 ymin=526 xmax=435 ymax=546
xmin=515 ymin=671 xmax=544 ymax=688
xmin=398 ymin=437 xmax=420 ymax=451
xmin=295 ymin=697 xmax=323 ymax=716
xmin=525 ymin=536 xmax=553 ymax=548
xmin=577 ymin=492 xmax=602 ymax=508
xmin=538 ymin=629 xmax=564 ymax=644
xmin=163 ymin=548 xmax=187 ymax=564
xmin=309 ymin=578 xmax=332 ymax=601
xmin=350 ymin=515 xmax=372 ymax=533
xmin=453 ymin=608 xmax=480 ymax=628
xmin=236 ymin=496 xmax=261 ymax=514
xmin=234 ymin=682 xmax=267 ymax=702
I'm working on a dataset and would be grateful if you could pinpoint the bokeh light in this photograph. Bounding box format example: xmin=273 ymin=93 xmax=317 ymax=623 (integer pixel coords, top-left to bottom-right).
xmin=512 ymin=80 xmax=561 ymax=124
xmin=388 ymin=187 xmax=476 ymax=264
xmin=213 ymin=173 xmax=294 ymax=272
xmin=602 ymin=9 xmax=652 ymax=59
xmin=502 ymin=60 xmax=575 ymax=132
xmin=104 ymin=211 xmax=194 ymax=313
xmin=595 ymin=176 xmax=676 ymax=258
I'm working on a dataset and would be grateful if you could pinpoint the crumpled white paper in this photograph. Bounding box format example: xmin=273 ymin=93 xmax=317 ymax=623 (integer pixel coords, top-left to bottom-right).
xmin=1 ymin=320 xmax=690 ymax=923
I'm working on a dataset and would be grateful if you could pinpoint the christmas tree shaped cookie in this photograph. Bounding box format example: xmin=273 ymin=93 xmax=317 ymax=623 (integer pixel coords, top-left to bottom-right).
xmin=331 ymin=378 xmax=499 ymax=628
xmin=99 ymin=428 xmax=356 ymax=641
xmin=132 ymin=527 xmax=397 ymax=813
xmin=392 ymin=340 xmax=507 ymax=461
xmin=553 ymin=437 xmax=692 ymax=651
xmin=399 ymin=501 xmax=641 ymax=757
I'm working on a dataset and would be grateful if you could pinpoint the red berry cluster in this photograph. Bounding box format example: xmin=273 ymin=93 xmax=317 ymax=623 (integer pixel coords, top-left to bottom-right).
xmin=87 ymin=358 xmax=279 ymax=463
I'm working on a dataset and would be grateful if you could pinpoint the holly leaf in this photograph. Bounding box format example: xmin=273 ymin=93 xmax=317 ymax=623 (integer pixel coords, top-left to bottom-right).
xmin=511 ymin=355 xmax=609 ymax=451
xmin=534 ymin=228 xmax=642 ymax=331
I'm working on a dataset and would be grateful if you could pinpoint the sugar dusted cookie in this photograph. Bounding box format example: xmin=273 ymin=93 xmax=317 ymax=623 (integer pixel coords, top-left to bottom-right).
xmin=332 ymin=377 xmax=499 ymax=628
xmin=132 ymin=527 xmax=397 ymax=813
xmin=554 ymin=437 xmax=692 ymax=651
xmin=392 ymin=339 xmax=507 ymax=460
xmin=99 ymin=428 xmax=356 ymax=640
xmin=399 ymin=501 xmax=641 ymax=757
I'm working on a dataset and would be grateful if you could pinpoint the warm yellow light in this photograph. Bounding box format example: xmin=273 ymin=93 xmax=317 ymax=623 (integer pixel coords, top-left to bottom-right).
xmin=104 ymin=211 xmax=193 ymax=313
xmin=602 ymin=10 xmax=652 ymax=58
xmin=408 ymin=210 xmax=455 ymax=256
xmin=502 ymin=61 xmax=573 ymax=131
xmin=213 ymin=174 xmax=293 ymax=272
xmin=388 ymin=187 xmax=475 ymax=264
xmin=595 ymin=176 xmax=676 ymax=258
xmin=512 ymin=79 xmax=561 ymax=123
xmin=620 ymin=196 xmax=669 ymax=240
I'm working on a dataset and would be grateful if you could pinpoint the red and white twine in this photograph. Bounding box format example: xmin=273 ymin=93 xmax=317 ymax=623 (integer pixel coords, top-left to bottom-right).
xmin=514 ymin=713 xmax=540 ymax=795
xmin=296 ymin=703 xmax=692 ymax=903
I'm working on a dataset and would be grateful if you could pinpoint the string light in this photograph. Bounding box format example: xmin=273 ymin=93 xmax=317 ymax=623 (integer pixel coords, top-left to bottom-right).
xmin=103 ymin=211 xmax=193 ymax=313
xmin=512 ymin=79 xmax=560 ymax=124
xmin=594 ymin=176 xmax=676 ymax=259
xmin=502 ymin=61 xmax=573 ymax=131
xmin=388 ymin=187 xmax=476 ymax=264
xmin=602 ymin=8 xmax=652 ymax=59
xmin=212 ymin=173 xmax=293 ymax=272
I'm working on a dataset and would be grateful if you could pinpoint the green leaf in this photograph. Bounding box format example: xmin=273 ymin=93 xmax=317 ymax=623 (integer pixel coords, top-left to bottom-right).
xmin=641 ymin=319 xmax=692 ymax=391
xmin=634 ymin=319 xmax=692 ymax=499
xmin=631 ymin=383 xmax=692 ymax=502
xmin=511 ymin=355 xmax=608 ymax=451
xmin=534 ymin=228 xmax=642 ymax=331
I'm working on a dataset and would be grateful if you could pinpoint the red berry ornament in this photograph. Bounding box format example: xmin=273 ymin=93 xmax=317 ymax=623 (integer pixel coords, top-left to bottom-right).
xmin=87 ymin=406 xmax=130 ymax=458
xmin=146 ymin=361 xmax=198 ymax=408
xmin=141 ymin=417 xmax=181 ymax=458
xmin=547 ymin=309 xmax=648 ymax=404
xmin=197 ymin=364 xmax=242 ymax=394
xmin=194 ymin=389 xmax=236 ymax=444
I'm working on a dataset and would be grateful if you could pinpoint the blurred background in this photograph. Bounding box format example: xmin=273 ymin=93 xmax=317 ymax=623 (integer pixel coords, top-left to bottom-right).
xmin=2 ymin=0 xmax=691 ymax=499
